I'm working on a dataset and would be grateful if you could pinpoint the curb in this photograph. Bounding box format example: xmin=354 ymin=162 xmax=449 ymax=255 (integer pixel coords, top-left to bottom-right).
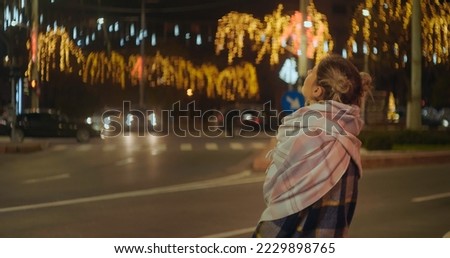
xmin=252 ymin=141 xmax=450 ymax=172
xmin=0 ymin=142 xmax=49 ymax=154
xmin=360 ymin=150 xmax=450 ymax=169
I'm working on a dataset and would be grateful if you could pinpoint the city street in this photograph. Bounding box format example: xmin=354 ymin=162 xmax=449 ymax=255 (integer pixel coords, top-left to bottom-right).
xmin=0 ymin=134 xmax=449 ymax=238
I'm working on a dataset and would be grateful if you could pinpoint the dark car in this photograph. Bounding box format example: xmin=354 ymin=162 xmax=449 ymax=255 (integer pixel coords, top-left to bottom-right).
xmin=86 ymin=106 xmax=162 ymax=138
xmin=11 ymin=110 xmax=96 ymax=143
xmin=422 ymin=106 xmax=441 ymax=127
xmin=0 ymin=117 xmax=10 ymax=135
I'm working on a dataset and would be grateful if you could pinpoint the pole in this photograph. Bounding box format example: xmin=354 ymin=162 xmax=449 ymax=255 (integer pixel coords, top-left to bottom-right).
xmin=407 ymin=0 xmax=422 ymax=130
xmin=10 ymin=74 xmax=16 ymax=142
xmin=298 ymin=0 xmax=309 ymax=86
xmin=31 ymin=0 xmax=39 ymax=109
xmin=139 ymin=0 xmax=146 ymax=107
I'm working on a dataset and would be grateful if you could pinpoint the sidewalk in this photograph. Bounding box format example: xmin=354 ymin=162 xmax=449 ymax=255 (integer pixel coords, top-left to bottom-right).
xmin=0 ymin=141 xmax=49 ymax=154
xmin=252 ymin=138 xmax=450 ymax=172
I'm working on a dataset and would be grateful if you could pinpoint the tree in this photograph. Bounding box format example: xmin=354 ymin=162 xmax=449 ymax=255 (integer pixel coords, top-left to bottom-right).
xmin=215 ymin=3 xmax=333 ymax=66
xmin=347 ymin=0 xmax=450 ymax=128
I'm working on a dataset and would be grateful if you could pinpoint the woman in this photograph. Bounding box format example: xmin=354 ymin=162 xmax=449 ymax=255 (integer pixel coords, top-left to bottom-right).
xmin=253 ymin=55 xmax=371 ymax=238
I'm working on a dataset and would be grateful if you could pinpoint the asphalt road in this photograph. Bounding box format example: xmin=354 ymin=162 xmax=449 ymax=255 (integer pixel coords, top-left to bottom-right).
xmin=0 ymin=135 xmax=449 ymax=237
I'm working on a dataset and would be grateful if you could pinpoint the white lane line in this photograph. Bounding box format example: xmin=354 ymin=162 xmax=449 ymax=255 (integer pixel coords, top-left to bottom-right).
xmin=201 ymin=227 xmax=255 ymax=238
xmin=443 ymin=231 xmax=450 ymax=238
xmin=230 ymin=142 xmax=244 ymax=150
xmin=150 ymin=144 xmax=167 ymax=156
xmin=115 ymin=157 xmax=135 ymax=166
xmin=23 ymin=173 xmax=70 ymax=184
xmin=102 ymin=144 xmax=116 ymax=152
xmin=180 ymin=143 xmax=192 ymax=151
xmin=205 ymin=143 xmax=219 ymax=151
xmin=252 ymin=142 xmax=266 ymax=149
xmin=76 ymin=144 xmax=92 ymax=152
xmin=411 ymin=192 xmax=450 ymax=203
xmin=0 ymin=171 xmax=261 ymax=214
xmin=52 ymin=145 xmax=68 ymax=151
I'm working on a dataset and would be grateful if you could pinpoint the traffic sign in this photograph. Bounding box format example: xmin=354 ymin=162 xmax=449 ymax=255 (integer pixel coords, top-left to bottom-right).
xmin=281 ymin=90 xmax=305 ymax=113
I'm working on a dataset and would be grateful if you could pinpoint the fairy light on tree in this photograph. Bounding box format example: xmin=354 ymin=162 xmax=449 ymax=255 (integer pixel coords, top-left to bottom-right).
xmin=215 ymin=11 xmax=262 ymax=64
xmin=26 ymin=28 xmax=84 ymax=82
xmin=280 ymin=2 xmax=333 ymax=64
xmin=215 ymin=3 xmax=333 ymax=66
xmin=255 ymin=4 xmax=291 ymax=65
xmin=26 ymin=29 xmax=259 ymax=101
xmin=347 ymin=0 xmax=450 ymax=69
xmin=83 ymin=51 xmax=126 ymax=88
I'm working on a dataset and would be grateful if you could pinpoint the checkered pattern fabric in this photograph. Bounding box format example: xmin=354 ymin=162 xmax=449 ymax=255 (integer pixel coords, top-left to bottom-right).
xmin=253 ymin=160 xmax=359 ymax=238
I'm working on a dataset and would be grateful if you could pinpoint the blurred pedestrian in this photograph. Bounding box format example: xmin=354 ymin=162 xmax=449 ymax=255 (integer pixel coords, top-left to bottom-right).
xmin=253 ymin=54 xmax=369 ymax=237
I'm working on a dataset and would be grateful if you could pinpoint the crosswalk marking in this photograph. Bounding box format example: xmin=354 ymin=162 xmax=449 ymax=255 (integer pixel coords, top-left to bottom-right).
xmin=102 ymin=144 xmax=116 ymax=152
xmin=155 ymin=143 xmax=167 ymax=151
xmin=230 ymin=142 xmax=244 ymax=150
xmin=49 ymin=141 xmax=269 ymax=153
xmin=180 ymin=143 xmax=193 ymax=151
xmin=205 ymin=143 xmax=219 ymax=151
xmin=76 ymin=144 xmax=92 ymax=152
xmin=52 ymin=144 xmax=68 ymax=151
xmin=252 ymin=142 xmax=266 ymax=149
xmin=150 ymin=144 xmax=167 ymax=155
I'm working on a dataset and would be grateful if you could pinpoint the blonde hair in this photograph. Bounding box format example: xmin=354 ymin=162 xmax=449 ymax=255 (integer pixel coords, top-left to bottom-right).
xmin=360 ymin=72 xmax=373 ymax=97
xmin=315 ymin=55 xmax=369 ymax=107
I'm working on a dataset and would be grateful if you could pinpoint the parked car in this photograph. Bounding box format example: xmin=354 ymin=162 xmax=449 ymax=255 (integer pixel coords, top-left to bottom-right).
xmin=0 ymin=117 xmax=10 ymax=135
xmin=440 ymin=108 xmax=450 ymax=128
xmin=422 ymin=106 xmax=441 ymax=127
xmin=11 ymin=110 xmax=97 ymax=143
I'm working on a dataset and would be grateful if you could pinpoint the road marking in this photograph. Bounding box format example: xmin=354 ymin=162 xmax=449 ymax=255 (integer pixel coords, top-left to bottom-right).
xmin=125 ymin=145 xmax=142 ymax=152
xmin=102 ymin=144 xmax=116 ymax=152
xmin=201 ymin=227 xmax=255 ymax=238
xmin=150 ymin=144 xmax=167 ymax=156
xmin=0 ymin=171 xmax=262 ymax=214
xmin=115 ymin=157 xmax=135 ymax=166
xmin=23 ymin=173 xmax=70 ymax=184
xmin=180 ymin=143 xmax=192 ymax=151
xmin=52 ymin=145 xmax=68 ymax=151
xmin=205 ymin=142 xmax=219 ymax=151
xmin=230 ymin=142 xmax=244 ymax=150
xmin=444 ymin=231 xmax=450 ymax=238
xmin=412 ymin=192 xmax=450 ymax=203
xmin=76 ymin=144 xmax=92 ymax=152
xmin=252 ymin=142 xmax=266 ymax=149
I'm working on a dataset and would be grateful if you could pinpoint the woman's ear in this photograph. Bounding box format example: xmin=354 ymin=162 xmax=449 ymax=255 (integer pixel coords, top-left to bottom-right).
xmin=312 ymin=85 xmax=324 ymax=100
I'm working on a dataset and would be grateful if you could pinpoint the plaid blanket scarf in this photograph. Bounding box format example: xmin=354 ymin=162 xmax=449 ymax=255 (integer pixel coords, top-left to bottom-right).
xmin=258 ymin=101 xmax=363 ymax=223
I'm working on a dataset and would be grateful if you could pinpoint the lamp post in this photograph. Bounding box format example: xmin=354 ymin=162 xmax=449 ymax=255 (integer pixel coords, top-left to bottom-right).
xmin=139 ymin=0 xmax=146 ymax=107
xmin=30 ymin=0 xmax=40 ymax=109
xmin=407 ymin=0 xmax=422 ymax=130
xmin=298 ymin=0 xmax=309 ymax=86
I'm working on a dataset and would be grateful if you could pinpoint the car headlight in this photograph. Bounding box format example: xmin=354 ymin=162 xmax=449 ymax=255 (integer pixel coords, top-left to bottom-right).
xmin=149 ymin=113 xmax=157 ymax=126
xmin=86 ymin=117 xmax=92 ymax=125
xmin=103 ymin=116 xmax=111 ymax=129
xmin=243 ymin=114 xmax=253 ymax=121
xmin=126 ymin=114 xmax=134 ymax=126
xmin=443 ymin=119 xmax=449 ymax=128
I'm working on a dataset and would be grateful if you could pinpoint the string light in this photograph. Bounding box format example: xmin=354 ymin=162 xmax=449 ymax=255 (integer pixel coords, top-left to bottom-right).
xmin=215 ymin=11 xmax=262 ymax=64
xmin=348 ymin=0 xmax=449 ymax=68
xmin=27 ymin=29 xmax=259 ymax=101
xmin=215 ymin=3 xmax=333 ymax=65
